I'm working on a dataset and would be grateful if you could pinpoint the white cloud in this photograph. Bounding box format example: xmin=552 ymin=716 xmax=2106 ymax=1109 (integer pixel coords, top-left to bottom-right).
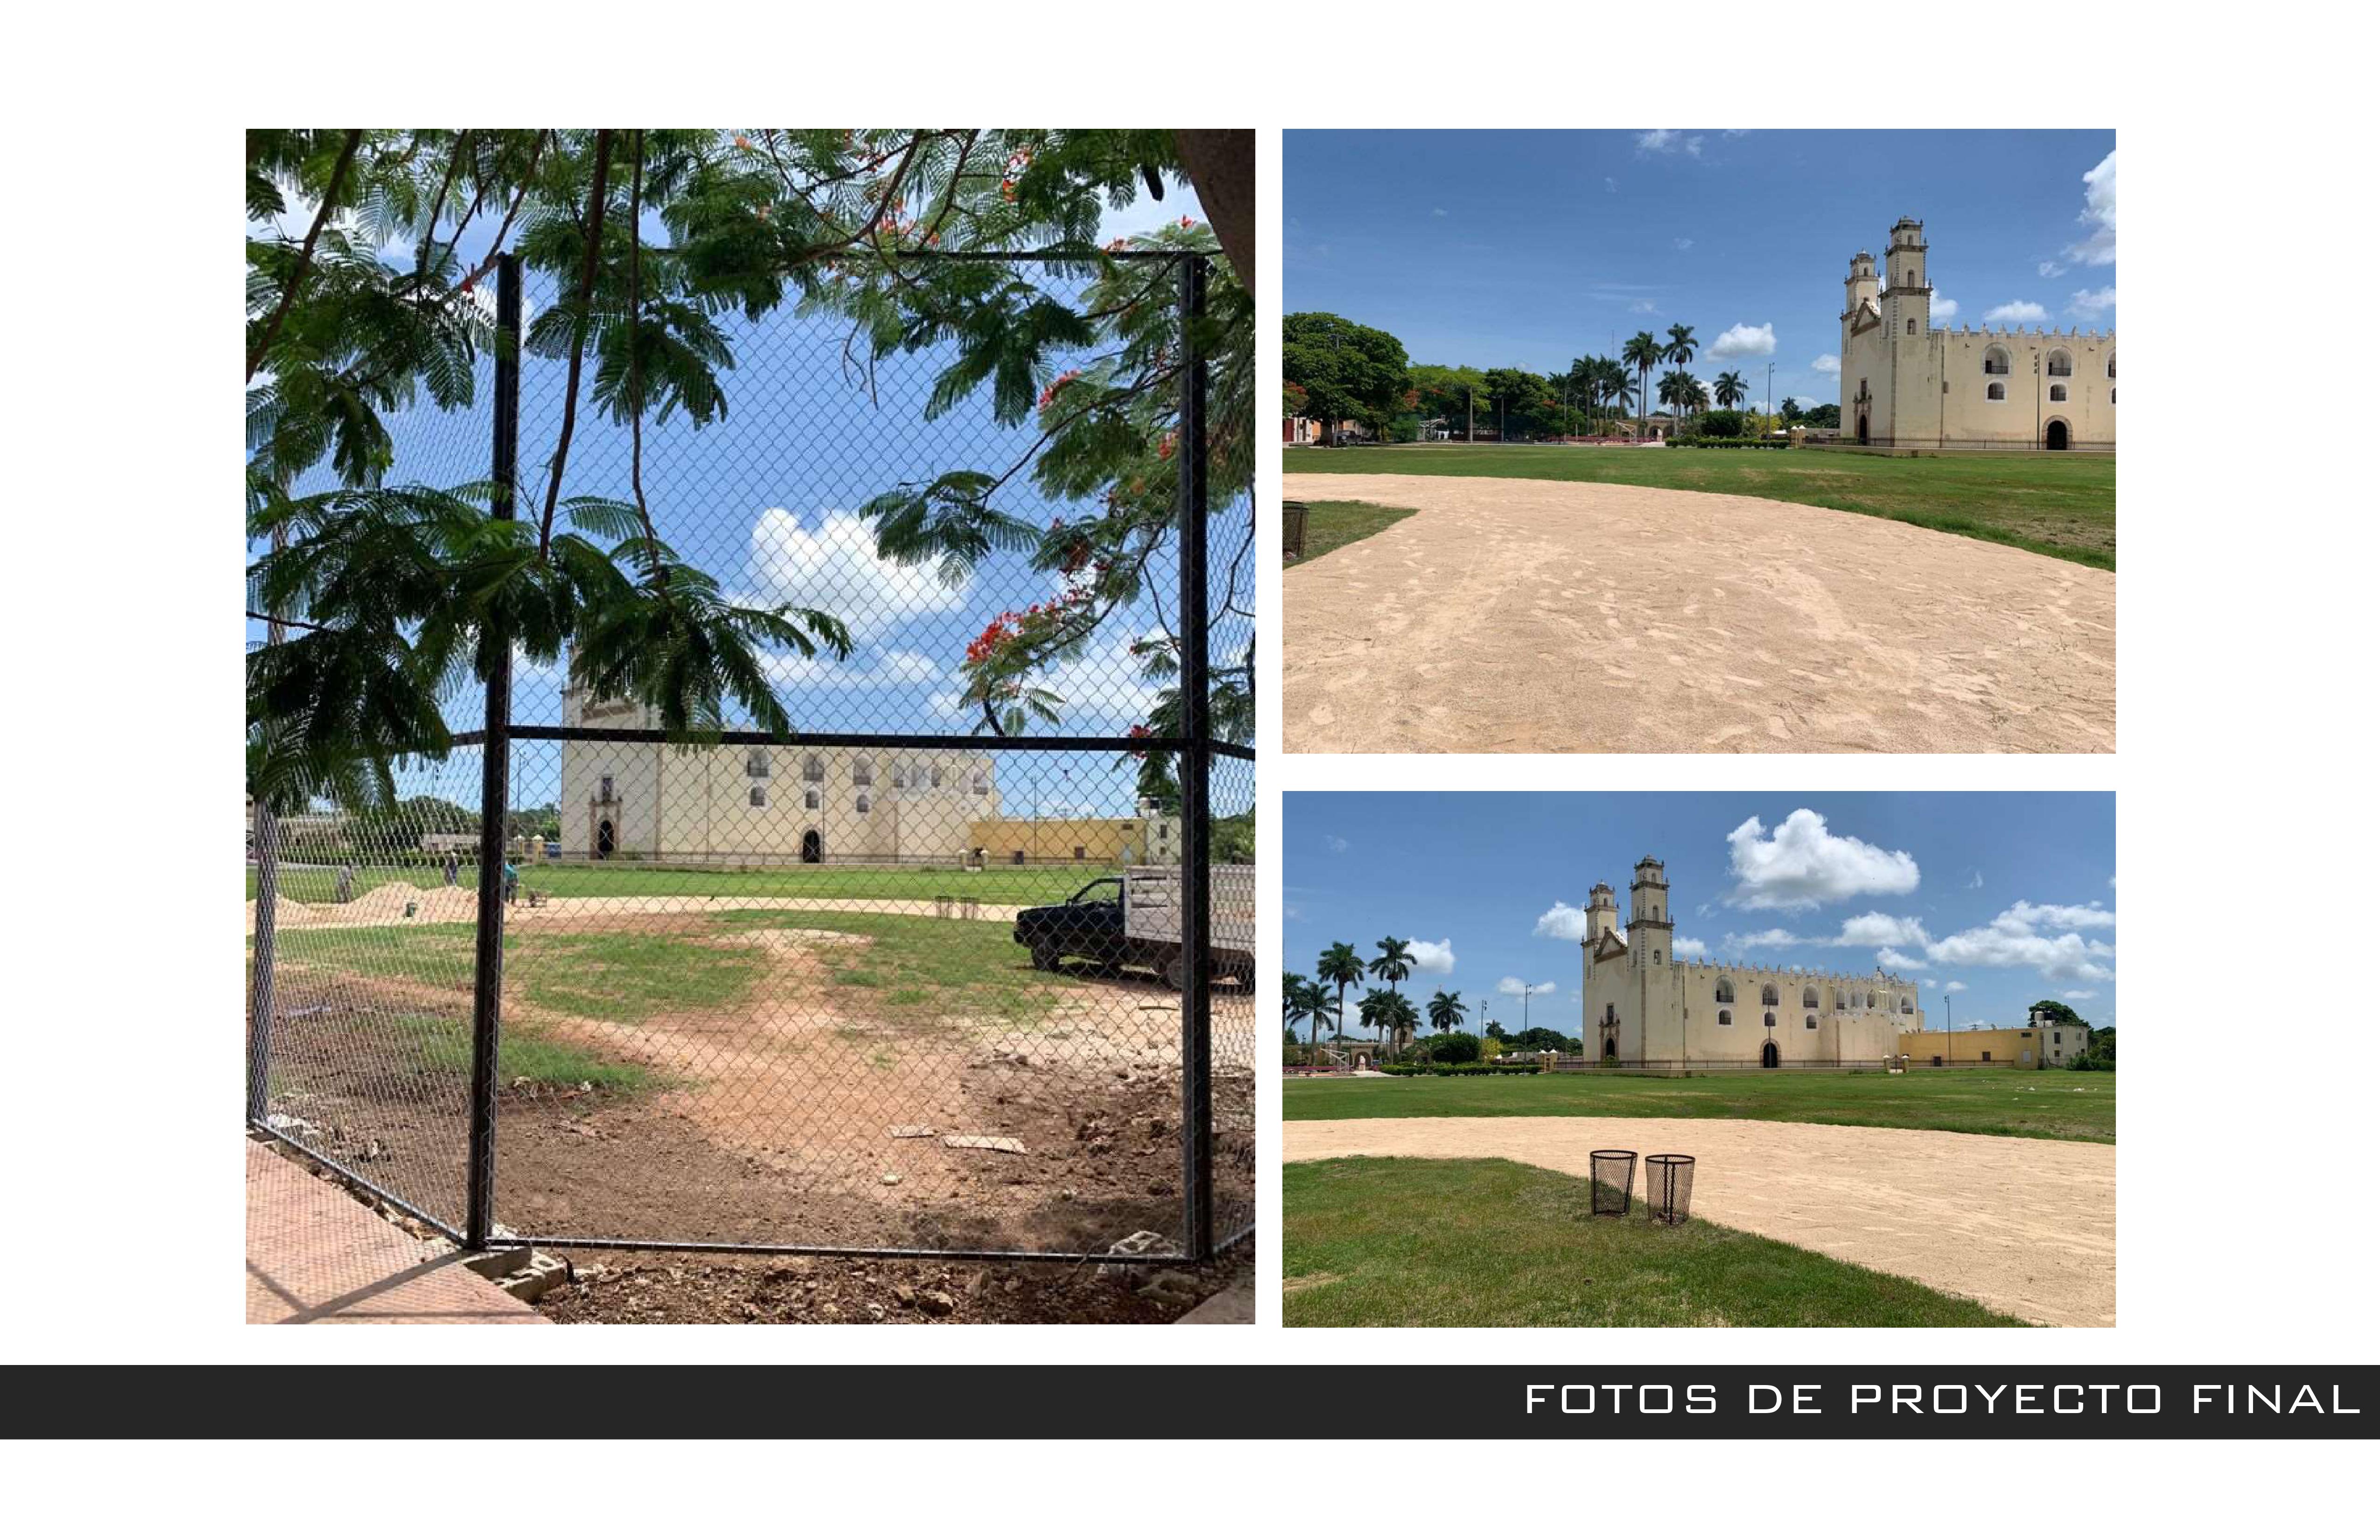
xmin=1723 ymin=809 xmax=1922 ymax=912
xmin=2037 ymin=260 xmax=2069 ymax=280
xmin=763 ymin=648 xmax=939 ymax=691
xmin=1673 ymin=237 xmax=1694 ymax=251
xmin=1967 ymin=869 xmax=1984 ymax=889
xmin=1636 ymin=129 xmax=1682 ymax=153
xmin=1629 ymin=298 xmax=1658 ymax=314
xmin=1533 ymin=902 xmax=1588 ymax=942
xmin=1684 ymin=136 xmax=1704 ymax=157
xmin=1921 ymin=900 xmax=2116 ymax=984
xmin=1708 ymin=322 xmax=1777 ymax=360
xmin=2001 ymin=900 xmax=2117 ymax=931
xmin=1722 ymin=927 xmax=1804 ymax=952
xmin=2063 ymin=990 xmax=2099 ymax=1001
xmin=2065 ymin=149 xmax=2116 ymax=267
xmin=1933 ymin=297 xmax=1960 ymax=322
xmin=2069 ymin=285 xmax=2117 ymax=316
xmin=1431 ymin=208 xmax=1448 ymax=218
xmin=1922 ymin=978 xmax=1939 ymax=989
xmin=1096 ymin=176 xmax=1205 ymax=246
xmin=1407 ymin=938 xmax=1456 ymax=975
xmin=1983 ymin=301 xmax=2050 ymax=326
xmin=1324 ymin=835 xmax=1349 ymax=854
xmin=748 ymin=508 xmax=970 ymax=644
xmin=1496 ymin=977 xmax=1557 ymax=998
xmin=1876 ymin=948 xmax=1926 ymax=972
xmin=1811 ymin=354 xmax=1841 ymax=376
xmin=1836 ymin=912 xmax=1931 ymax=948
xmin=1673 ymin=937 xmax=1708 ymax=959
xmin=1944 ymin=981 xmax=1968 ymax=994
xmin=1604 ymin=177 xmax=1619 ymax=193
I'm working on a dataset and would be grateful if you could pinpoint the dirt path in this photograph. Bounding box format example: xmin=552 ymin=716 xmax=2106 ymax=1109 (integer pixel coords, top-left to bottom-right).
xmin=1284 ymin=474 xmax=2115 ymax=754
xmin=248 ymin=889 xmax=1025 ymax=934
xmin=1285 ymin=1115 xmax=2114 ymax=1326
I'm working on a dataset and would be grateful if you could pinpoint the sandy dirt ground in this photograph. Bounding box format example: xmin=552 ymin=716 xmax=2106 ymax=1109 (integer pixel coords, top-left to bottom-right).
xmin=1284 ymin=474 xmax=2115 ymax=754
xmin=247 ymin=886 xmax=1024 ymax=933
xmin=1285 ymin=1115 xmax=2114 ymax=1326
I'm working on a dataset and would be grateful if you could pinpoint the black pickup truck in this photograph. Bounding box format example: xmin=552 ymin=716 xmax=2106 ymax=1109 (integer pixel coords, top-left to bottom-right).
xmin=1012 ymin=877 xmax=1133 ymax=975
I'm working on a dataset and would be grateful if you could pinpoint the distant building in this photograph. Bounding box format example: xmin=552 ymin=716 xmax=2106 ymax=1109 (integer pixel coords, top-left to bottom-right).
xmin=1581 ymin=856 xmax=1920 ymax=1066
xmin=966 ymin=799 xmax=1183 ymax=868
xmin=1840 ymin=216 xmax=2114 ymax=451
xmin=557 ymin=686 xmax=999 ymax=865
xmin=1897 ymin=1007 xmax=2090 ymax=1069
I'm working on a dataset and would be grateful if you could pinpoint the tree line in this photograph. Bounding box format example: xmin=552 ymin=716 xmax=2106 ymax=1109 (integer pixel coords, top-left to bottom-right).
xmin=1283 ymin=937 xmax=1583 ymax=1068
xmin=1285 ymin=310 xmax=1840 ymax=444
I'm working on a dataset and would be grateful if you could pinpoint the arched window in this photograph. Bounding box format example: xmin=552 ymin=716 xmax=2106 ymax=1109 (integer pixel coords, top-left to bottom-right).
xmin=1717 ymin=1009 xmax=1733 ymax=1026
xmin=930 ymin=764 xmax=945 ymax=788
xmin=852 ymin=757 xmax=874 ymax=787
xmin=2050 ymin=383 xmax=2067 ymax=402
xmin=1900 ymin=997 xmax=1914 ymax=1014
xmin=892 ymin=763 xmax=909 ymax=789
xmin=1802 ymin=986 xmax=1819 ymax=1009
xmin=2046 ymin=349 xmax=2073 ymax=378
xmin=745 ymin=749 xmax=770 ymax=779
xmin=1983 ymin=346 xmax=2011 ymax=377
xmin=1987 ymin=381 xmax=2006 ymax=401
xmin=1760 ymin=983 xmax=1779 ymax=1006
xmin=2107 ymin=353 xmax=2116 ymax=379
xmin=2109 ymin=388 xmax=2116 ymax=405
xmin=749 ymin=786 xmax=767 ymax=808
xmin=1715 ymin=979 xmax=1736 ymax=1003
xmin=971 ymin=770 xmax=990 ymax=796
xmin=1763 ymin=1012 xmax=1776 ymax=1029
xmin=1866 ymin=992 xmax=1878 ymax=1009
xmin=855 ymin=791 xmax=873 ymax=813
xmin=1834 ymin=990 xmax=1847 ymax=1011
xmin=1805 ymin=1015 xmax=1818 ymax=1030
xmin=1906 ymin=317 xmax=1916 ymax=335
xmin=802 ymin=754 xmax=823 ymax=783
xmin=803 ymin=788 xmax=820 ymax=811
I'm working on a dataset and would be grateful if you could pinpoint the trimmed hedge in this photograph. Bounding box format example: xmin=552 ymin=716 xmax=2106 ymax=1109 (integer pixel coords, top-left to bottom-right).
xmin=1380 ymin=1063 xmax=1544 ymax=1077
xmin=1666 ymin=436 xmax=1793 ymax=449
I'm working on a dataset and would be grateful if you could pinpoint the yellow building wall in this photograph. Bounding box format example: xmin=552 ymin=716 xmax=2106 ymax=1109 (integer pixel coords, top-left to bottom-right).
xmin=1897 ymin=1027 xmax=2060 ymax=1067
xmin=966 ymin=816 xmax=1145 ymax=866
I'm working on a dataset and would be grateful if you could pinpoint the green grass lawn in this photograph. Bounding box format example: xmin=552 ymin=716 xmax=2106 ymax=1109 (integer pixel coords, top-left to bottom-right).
xmin=1285 ymin=443 xmax=2115 ymax=569
xmin=249 ymin=860 xmax=1104 ymax=908
xmin=1285 ymin=499 xmax=1418 ymax=565
xmin=273 ymin=907 xmax=1073 ymax=1035
xmin=1285 ymin=1157 xmax=2025 ymax=1327
xmin=404 ymin=1010 xmax=653 ymax=1092
xmin=1284 ymin=1067 xmax=2114 ymax=1143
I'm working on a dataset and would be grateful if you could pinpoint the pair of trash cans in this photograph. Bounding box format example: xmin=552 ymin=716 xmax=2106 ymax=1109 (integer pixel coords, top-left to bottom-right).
xmin=1589 ymin=1149 xmax=1695 ymax=1225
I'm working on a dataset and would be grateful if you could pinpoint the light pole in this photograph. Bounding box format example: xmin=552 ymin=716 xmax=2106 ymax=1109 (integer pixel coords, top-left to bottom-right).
xmin=1942 ymin=993 xmax=1952 ymax=1066
xmin=1766 ymin=361 xmax=1775 ymax=428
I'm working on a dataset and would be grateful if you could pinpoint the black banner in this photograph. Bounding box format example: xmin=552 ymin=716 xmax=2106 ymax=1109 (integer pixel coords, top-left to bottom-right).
xmin=3 ymin=1366 xmax=2373 ymax=1439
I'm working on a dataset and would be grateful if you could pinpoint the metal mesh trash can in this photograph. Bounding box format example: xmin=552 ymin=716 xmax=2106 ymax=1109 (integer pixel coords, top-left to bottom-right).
xmin=1283 ymin=499 xmax=1309 ymax=560
xmin=1645 ymin=1154 xmax=1696 ymax=1226
xmin=1589 ymin=1149 xmax=1637 ymax=1217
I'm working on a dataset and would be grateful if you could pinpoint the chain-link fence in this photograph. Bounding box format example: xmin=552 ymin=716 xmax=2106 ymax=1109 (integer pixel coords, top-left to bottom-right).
xmin=248 ymin=249 xmax=1253 ymax=1264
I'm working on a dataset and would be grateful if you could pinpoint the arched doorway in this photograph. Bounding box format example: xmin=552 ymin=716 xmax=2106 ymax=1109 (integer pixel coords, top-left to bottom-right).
xmin=2045 ymin=418 xmax=2070 ymax=451
xmin=800 ymin=830 xmax=822 ymax=864
xmin=595 ymin=819 xmax=615 ymax=859
xmin=1856 ymin=414 xmax=1869 ymax=445
xmin=1760 ymin=1040 xmax=1779 ymax=1069
xmin=1603 ymin=1036 xmax=1618 ymax=1061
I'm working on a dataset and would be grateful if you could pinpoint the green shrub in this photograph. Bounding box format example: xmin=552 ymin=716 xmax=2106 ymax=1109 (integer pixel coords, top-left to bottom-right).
xmin=1699 ymin=409 xmax=1746 ymax=439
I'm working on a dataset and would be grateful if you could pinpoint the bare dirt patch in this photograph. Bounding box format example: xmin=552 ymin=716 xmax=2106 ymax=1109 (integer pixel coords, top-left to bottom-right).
xmin=1282 ymin=473 xmax=2115 ymax=754
xmin=1285 ymin=1115 xmax=2114 ymax=1326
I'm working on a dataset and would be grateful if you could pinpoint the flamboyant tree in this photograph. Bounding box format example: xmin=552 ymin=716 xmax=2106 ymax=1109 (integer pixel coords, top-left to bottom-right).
xmin=246 ymin=129 xmax=1253 ymax=810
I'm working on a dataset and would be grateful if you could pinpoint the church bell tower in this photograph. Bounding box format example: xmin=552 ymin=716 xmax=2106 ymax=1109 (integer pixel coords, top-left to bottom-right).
xmin=1883 ymin=217 xmax=1931 ymax=337
xmin=1628 ymin=856 xmax=1672 ymax=969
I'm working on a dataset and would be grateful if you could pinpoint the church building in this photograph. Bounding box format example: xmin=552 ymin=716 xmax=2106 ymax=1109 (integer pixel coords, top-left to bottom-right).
xmin=1840 ymin=217 xmax=2114 ymax=451
xmin=1580 ymin=856 xmax=1923 ymax=1067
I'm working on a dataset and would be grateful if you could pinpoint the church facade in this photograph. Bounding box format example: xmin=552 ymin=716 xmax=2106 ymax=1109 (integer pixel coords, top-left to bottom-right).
xmin=557 ymin=686 xmax=1001 ymax=866
xmin=1580 ymin=856 xmax=1924 ymax=1067
xmin=1840 ymin=217 xmax=2114 ymax=452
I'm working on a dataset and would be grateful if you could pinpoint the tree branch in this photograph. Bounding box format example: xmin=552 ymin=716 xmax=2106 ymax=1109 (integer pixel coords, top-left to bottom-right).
xmin=247 ymin=130 xmax=363 ymax=381
xmin=537 ymin=130 xmax=614 ymax=560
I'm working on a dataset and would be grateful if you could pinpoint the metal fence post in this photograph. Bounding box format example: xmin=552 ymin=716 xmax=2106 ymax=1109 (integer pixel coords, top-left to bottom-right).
xmin=1175 ymin=254 xmax=1214 ymax=1263
xmin=245 ymin=795 xmax=279 ymax=1125
xmin=465 ymin=252 xmax=522 ymax=1252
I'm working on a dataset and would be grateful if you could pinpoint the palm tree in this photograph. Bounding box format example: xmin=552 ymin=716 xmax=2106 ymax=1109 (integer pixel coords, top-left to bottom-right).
xmin=1294 ymin=980 xmax=1331 ymax=1059
xmin=1283 ymin=971 xmax=1316 ymax=1057
xmin=1356 ymin=987 xmax=1400 ymax=1057
xmin=1714 ymin=370 xmax=1748 ymax=410
xmin=1665 ymin=323 xmax=1699 ymax=434
xmin=1427 ymin=989 xmax=1467 ymax=1039
xmin=1779 ymin=395 xmax=1799 ymax=423
xmin=1316 ymin=940 xmax=1364 ymax=1059
xmin=1597 ymin=357 xmax=1632 ymax=432
xmin=1621 ymin=330 xmax=1663 ymax=441
xmin=1369 ymin=936 xmax=1415 ymax=1004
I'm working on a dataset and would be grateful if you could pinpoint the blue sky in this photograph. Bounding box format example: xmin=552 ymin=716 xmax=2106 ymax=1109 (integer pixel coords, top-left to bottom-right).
xmin=1285 ymin=129 xmax=2116 ymax=413
xmin=246 ymin=174 xmax=1221 ymax=818
xmin=1284 ymin=792 xmax=2116 ymax=1040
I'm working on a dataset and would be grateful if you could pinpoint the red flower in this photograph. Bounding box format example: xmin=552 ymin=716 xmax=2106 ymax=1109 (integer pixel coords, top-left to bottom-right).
xmin=1178 ymin=216 xmax=1193 ymax=229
